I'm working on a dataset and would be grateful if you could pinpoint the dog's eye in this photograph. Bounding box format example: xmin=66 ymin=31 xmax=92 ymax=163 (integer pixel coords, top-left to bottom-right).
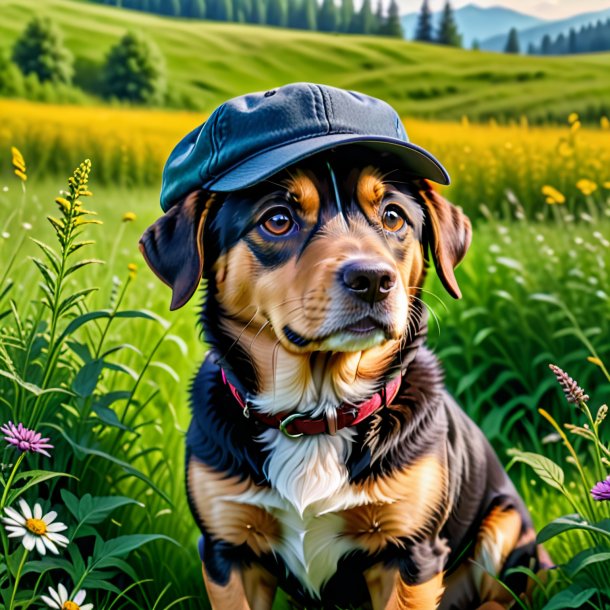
xmin=381 ymin=205 xmax=407 ymax=232
xmin=261 ymin=208 xmax=296 ymax=237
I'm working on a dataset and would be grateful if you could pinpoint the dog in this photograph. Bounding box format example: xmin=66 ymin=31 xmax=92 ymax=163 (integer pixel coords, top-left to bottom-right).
xmin=140 ymin=84 xmax=540 ymax=610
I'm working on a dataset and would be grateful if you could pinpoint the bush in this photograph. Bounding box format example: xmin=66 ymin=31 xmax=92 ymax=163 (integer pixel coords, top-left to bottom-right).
xmin=0 ymin=51 xmax=24 ymax=98
xmin=102 ymin=31 xmax=167 ymax=106
xmin=12 ymin=17 xmax=74 ymax=85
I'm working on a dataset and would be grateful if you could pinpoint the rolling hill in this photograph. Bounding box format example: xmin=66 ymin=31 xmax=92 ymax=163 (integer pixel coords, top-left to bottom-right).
xmin=1 ymin=0 xmax=610 ymax=122
xmin=401 ymin=4 xmax=545 ymax=47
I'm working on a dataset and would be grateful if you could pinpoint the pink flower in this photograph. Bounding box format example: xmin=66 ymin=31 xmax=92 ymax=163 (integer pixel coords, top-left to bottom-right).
xmin=1 ymin=422 xmax=53 ymax=457
xmin=591 ymin=476 xmax=610 ymax=501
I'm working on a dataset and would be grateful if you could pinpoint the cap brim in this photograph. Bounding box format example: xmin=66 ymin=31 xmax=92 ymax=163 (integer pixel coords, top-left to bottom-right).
xmin=203 ymin=133 xmax=450 ymax=192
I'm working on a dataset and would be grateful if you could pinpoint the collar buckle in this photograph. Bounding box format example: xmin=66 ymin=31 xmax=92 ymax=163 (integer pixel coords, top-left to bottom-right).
xmin=279 ymin=413 xmax=307 ymax=439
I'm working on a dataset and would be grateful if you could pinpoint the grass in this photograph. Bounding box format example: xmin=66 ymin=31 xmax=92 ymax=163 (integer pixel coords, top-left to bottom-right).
xmin=0 ymin=0 xmax=610 ymax=121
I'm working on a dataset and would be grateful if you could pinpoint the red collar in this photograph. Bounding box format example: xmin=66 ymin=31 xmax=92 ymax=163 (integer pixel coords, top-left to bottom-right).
xmin=220 ymin=368 xmax=402 ymax=438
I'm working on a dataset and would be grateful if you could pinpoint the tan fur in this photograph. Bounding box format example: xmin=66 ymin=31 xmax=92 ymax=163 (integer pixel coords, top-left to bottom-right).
xmin=357 ymin=166 xmax=386 ymax=217
xmin=188 ymin=459 xmax=280 ymax=556
xmin=343 ymin=455 xmax=447 ymax=553
xmin=284 ymin=170 xmax=320 ymax=223
xmin=474 ymin=506 xmax=523 ymax=603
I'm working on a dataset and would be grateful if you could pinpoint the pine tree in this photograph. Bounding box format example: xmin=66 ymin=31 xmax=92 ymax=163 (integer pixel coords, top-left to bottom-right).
xmin=251 ymin=0 xmax=265 ymax=23
xmin=159 ymin=0 xmax=180 ymax=15
xmin=471 ymin=38 xmax=480 ymax=50
xmin=527 ymin=42 xmax=536 ymax=54
xmin=414 ymin=0 xmax=433 ymax=42
xmin=504 ymin=27 xmax=520 ymax=53
xmin=318 ymin=0 xmax=337 ymax=32
xmin=12 ymin=17 xmax=74 ymax=84
xmin=288 ymin=0 xmax=303 ymax=28
xmin=302 ymin=0 xmax=317 ymax=29
xmin=384 ymin=0 xmax=403 ymax=37
xmin=266 ymin=0 xmax=287 ymax=26
xmin=374 ymin=0 xmax=384 ymax=35
xmin=541 ymin=34 xmax=551 ymax=55
xmin=437 ymin=1 xmax=461 ymax=47
xmin=340 ymin=0 xmax=354 ymax=32
xmin=568 ymin=27 xmax=577 ymax=53
xmin=184 ymin=0 xmax=205 ymax=17
xmin=210 ymin=0 xmax=233 ymax=20
xmin=353 ymin=0 xmax=374 ymax=34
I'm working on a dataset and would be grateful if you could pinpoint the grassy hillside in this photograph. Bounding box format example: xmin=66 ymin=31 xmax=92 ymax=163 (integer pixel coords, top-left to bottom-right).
xmin=1 ymin=0 xmax=610 ymax=121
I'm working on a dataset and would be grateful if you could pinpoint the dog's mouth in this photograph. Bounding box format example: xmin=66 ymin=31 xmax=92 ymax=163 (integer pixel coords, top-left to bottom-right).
xmin=282 ymin=316 xmax=391 ymax=350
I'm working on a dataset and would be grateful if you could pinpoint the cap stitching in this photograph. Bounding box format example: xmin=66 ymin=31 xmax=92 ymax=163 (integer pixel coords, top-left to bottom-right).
xmin=315 ymin=85 xmax=331 ymax=135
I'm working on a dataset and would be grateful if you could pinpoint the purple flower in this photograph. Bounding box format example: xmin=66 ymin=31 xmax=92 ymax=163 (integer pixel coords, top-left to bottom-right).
xmin=1 ymin=422 xmax=53 ymax=458
xmin=591 ymin=476 xmax=610 ymax=501
xmin=549 ymin=364 xmax=590 ymax=405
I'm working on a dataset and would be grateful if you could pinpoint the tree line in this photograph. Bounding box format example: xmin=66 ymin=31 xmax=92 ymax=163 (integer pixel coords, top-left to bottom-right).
xmin=92 ymin=0 xmax=404 ymax=37
xmin=528 ymin=18 xmax=610 ymax=55
xmin=413 ymin=0 xmax=462 ymax=47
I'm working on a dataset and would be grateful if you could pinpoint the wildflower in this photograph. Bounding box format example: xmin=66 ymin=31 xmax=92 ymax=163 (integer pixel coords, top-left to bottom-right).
xmin=41 ymin=584 xmax=93 ymax=610
xmin=568 ymin=112 xmax=579 ymax=124
xmin=1 ymin=232 xmax=9 ymax=239
xmin=549 ymin=364 xmax=589 ymax=405
xmin=570 ymin=121 xmax=581 ymax=133
xmin=596 ymin=404 xmax=608 ymax=426
xmin=603 ymin=182 xmax=610 ymax=189
xmin=128 ymin=263 xmax=137 ymax=280
xmin=541 ymin=185 xmax=565 ymax=205
xmin=122 ymin=211 xmax=136 ymax=222
xmin=22 ymin=222 xmax=32 ymax=231
xmin=601 ymin=116 xmax=610 ymax=130
xmin=576 ymin=179 xmax=598 ymax=196
xmin=1 ymin=421 xmax=53 ymax=457
xmin=557 ymin=141 xmax=573 ymax=158
xmin=591 ymin=475 xmax=610 ymax=501
xmin=2 ymin=499 xmax=68 ymax=555
xmin=11 ymin=146 xmax=26 ymax=181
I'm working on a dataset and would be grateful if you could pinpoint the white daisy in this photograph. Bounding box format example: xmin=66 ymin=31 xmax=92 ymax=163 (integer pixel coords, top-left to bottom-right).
xmin=41 ymin=584 xmax=93 ymax=610
xmin=2 ymin=498 xmax=68 ymax=555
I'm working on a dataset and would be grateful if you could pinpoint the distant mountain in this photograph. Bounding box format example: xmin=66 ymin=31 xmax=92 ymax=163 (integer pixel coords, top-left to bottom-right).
xmin=401 ymin=4 xmax=545 ymax=47
xmin=480 ymin=7 xmax=610 ymax=51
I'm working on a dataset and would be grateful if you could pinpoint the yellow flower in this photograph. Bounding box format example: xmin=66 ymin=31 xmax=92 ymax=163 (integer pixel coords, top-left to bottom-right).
xmin=603 ymin=182 xmax=610 ymax=189
xmin=570 ymin=120 xmax=581 ymax=133
xmin=55 ymin=197 xmax=70 ymax=212
xmin=601 ymin=116 xmax=610 ymax=130
xmin=541 ymin=185 xmax=565 ymax=205
xmin=557 ymin=140 xmax=573 ymax=158
xmin=13 ymin=169 xmax=27 ymax=182
xmin=11 ymin=146 xmax=26 ymax=171
xmin=122 ymin=212 xmax=137 ymax=222
xmin=128 ymin=263 xmax=137 ymax=279
xmin=576 ymin=179 xmax=598 ymax=196
xmin=568 ymin=112 xmax=579 ymax=124
xmin=588 ymin=356 xmax=603 ymax=366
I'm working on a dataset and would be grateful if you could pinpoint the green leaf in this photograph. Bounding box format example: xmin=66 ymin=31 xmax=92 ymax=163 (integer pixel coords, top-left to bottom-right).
xmin=76 ymin=494 xmax=143 ymax=525
xmin=72 ymin=358 xmax=104 ymax=397
xmin=541 ymin=585 xmax=596 ymax=610
xmin=91 ymin=403 xmax=129 ymax=430
xmin=30 ymin=238 xmax=60 ymax=271
xmin=100 ymin=344 xmax=142 ymax=359
xmin=473 ymin=327 xmax=494 ymax=346
xmin=58 ymin=288 xmax=99 ymax=316
xmin=506 ymin=449 xmax=564 ymax=491
xmin=47 ymin=425 xmax=172 ymax=505
xmin=565 ymin=548 xmax=610 ymax=578
xmin=0 ymin=369 xmax=73 ymax=399
xmin=93 ymin=534 xmax=178 ymax=569
xmin=81 ymin=570 xmax=121 ymax=593
xmin=7 ymin=471 xmax=76 ymax=505
xmin=30 ymin=257 xmax=56 ymax=288
xmin=60 ymin=489 xmax=80 ymax=521
xmin=58 ymin=310 xmax=112 ymax=343
xmin=537 ymin=514 xmax=610 ymax=544
xmin=115 ymin=309 xmax=170 ymax=328
xmin=64 ymin=259 xmax=104 ymax=277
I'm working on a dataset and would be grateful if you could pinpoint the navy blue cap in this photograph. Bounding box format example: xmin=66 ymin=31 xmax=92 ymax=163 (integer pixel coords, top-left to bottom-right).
xmin=160 ymin=82 xmax=450 ymax=211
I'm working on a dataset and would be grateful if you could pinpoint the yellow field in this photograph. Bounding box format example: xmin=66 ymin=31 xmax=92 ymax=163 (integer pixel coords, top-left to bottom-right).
xmin=1 ymin=98 xmax=609 ymax=218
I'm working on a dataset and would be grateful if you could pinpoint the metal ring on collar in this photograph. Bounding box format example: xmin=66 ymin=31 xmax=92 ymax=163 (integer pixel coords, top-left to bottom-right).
xmin=279 ymin=413 xmax=307 ymax=438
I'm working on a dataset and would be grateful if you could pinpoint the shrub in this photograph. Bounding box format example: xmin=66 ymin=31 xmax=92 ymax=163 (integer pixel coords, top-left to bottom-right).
xmin=12 ymin=17 xmax=74 ymax=85
xmin=102 ymin=31 xmax=167 ymax=106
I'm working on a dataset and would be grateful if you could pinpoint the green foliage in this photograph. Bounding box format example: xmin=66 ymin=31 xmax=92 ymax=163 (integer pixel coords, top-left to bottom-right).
xmin=266 ymin=0 xmax=287 ymax=27
xmin=382 ymin=0 xmax=403 ymax=38
xmin=437 ymin=1 xmax=462 ymax=47
xmin=505 ymin=27 xmax=520 ymax=54
xmin=415 ymin=0 xmax=433 ymax=42
xmin=352 ymin=0 xmax=374 ymax=34
xmin=209 ymin=0 xmax=233 ymax=20
xmin=318 ymin=0 xmax=338 ymax=32
xmin=0 ymin=51 xmax=24 ymax=98
xmin=102 ymin=31 xmax=167 ymax=105
xmin=11 ymin=17 xmax=74 ymax=85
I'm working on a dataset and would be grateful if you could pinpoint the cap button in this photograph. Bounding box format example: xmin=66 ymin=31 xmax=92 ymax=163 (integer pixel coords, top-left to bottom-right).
xmin=264 ymin=90 xmax=276 ymax=98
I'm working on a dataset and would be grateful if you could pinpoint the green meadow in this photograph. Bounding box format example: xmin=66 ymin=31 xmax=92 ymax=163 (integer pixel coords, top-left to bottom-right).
xmin=1 ymin=0 xmax=610 ymax=122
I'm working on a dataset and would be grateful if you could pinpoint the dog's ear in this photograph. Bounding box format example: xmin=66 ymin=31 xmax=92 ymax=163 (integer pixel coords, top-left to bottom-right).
xmin=139 ymin=190 xmax=214 ymax=311
xmin=418 ymin=180 xmax=471 ymax=299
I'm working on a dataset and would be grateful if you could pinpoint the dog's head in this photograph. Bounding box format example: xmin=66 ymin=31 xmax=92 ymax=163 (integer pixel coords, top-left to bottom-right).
xmin=140 ymin=151 xmax=470 ymax=391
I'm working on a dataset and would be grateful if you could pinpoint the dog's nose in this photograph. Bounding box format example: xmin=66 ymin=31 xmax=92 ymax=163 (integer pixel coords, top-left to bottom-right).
xmin=341 ymin=261 xmax=396 ymax=304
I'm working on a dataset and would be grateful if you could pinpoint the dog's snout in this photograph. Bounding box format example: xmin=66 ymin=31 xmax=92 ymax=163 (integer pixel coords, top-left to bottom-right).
xmin=341 ymin=261 xmax=396 ymax=304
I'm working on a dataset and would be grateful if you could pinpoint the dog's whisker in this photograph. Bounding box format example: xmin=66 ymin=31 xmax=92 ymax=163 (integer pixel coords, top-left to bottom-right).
xmin=218 ymin=307 xmax=261 ymax=363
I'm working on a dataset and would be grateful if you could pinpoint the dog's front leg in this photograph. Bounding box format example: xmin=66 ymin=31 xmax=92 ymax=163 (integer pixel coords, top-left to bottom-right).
xmin=202 ymin=562 xmax=277 ymax=610
xmin=365 ymin=537 xmax=450 ymax=610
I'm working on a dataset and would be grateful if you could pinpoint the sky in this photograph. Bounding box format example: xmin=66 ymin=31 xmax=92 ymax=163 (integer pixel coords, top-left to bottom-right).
xmin=397 ymin=0 xmax=610 ymax=19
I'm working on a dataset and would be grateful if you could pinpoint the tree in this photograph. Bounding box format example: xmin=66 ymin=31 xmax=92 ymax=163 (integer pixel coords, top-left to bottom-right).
xmin=374 ymin=0 xmax=384 ymax=34
xmin=12 ymin=17 xmax=74 ymax=84
xmin=209 ymin=0 xmax=233 ymax=20
xmin=526 ymin=42 xmax=536 ymax=54
xmin=384 ymin=0 xmax=403 ymax=37
xmin=568 ymin=28 xmax=577 ymax=53
xmin=353 ymin=0 xmax=374 ymax=34
xmin=541 ymin=34 xmax=551 ymax=54
xmin=251 ymin=0 xmax=266 ymax=23
xmin=184 ymin=0 xmax=205 ymax=17
xmin=471 ymin=38 xmax=480 ymax=50
xmin=266 ymin=0 xmax=287 ymax=26
xmin=504 ymin=27 xmax=520 ymax=53
xmin=437 ymin=1 xmax=461 ymax=46
xmin=288 ymin=0 xmax=303 ymax=27
xmin=159 ymin=0 xmax=181 ymax=15
xmin=318 ymin=0 xmax=337 ymax=32
xmin=414 ymin=0 xmax=433 ymax=42
xmin=302 ymin=0 xmax=317 ymax=29
xmin=340 ymin=0 xmax=354 ymax=32
xmin=102 ymin=31 xmax=167 ymax=105
xmin=0 ymin=50 xmax=24 ymax=97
